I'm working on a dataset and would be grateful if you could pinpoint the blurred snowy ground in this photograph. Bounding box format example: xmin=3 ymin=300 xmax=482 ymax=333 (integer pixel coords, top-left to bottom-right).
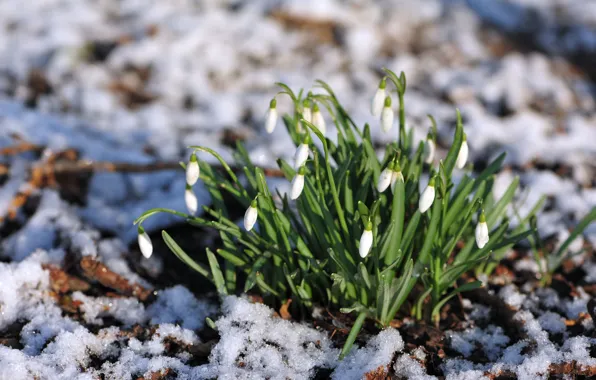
xmin=0 ymin=0 xmax=595 ymax=378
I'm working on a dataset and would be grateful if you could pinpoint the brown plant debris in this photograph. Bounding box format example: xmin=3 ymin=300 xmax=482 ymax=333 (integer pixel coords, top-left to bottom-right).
xmin=269 ymin=9 xmax=340 ymax=45
xmin=44 ymin=264 xmax=91 ymax=294
xmin=485 ymin=361 xmax=596 ymax=379
xmin=79 ymin=256 xmax=152 ymax=301
xmin=279 ymin=298 xmax=293 ymax=320
xmin=364 ymin=364 xmax=390 ymax=380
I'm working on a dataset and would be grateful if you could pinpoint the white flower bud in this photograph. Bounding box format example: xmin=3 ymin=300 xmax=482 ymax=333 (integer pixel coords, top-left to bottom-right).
xmin=377 ymin=167 xmax=393 ymax=193
xmin=137 ymin=226 xmax=153 ymax=259
xmin=424 ymin=138 xmax=435 ymax=164
xmin=290 ymin=167 xmax=306 ymax=200
xmin=456 ymin=135 xmax=468 ymax=169
xmin=265 ymin=99 xmax=277 ymax=133
xmin=475 ymin=212 xmax=489 ymax=248
xmin=243 ymin=199 xmax=258 ymax=231
xmin=381 ymin=96 xmax=393 ymax=132
xmin=185 ymin=185 xmax=198 ymax=215
xmin=186 ymin=153 xmax=200 ymax=186
xmin=312 ymin=104 xmax=326 ymax=135
xmin=359 ymin=222 xmax=373 ymax=258
xmin=302 ymin=105 xmax=312 ymax=123
xmin=419 ymin=178 xmax=436 ymax=213
xmin=371 ymin=79 xmax=386 ymax=117
xmin=293 ymin=143 xmax=309 ymax=169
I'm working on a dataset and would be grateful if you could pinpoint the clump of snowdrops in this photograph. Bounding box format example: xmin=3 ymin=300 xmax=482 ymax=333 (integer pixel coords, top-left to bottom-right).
xmin=135 ymin=69 xmax=537 ymax=357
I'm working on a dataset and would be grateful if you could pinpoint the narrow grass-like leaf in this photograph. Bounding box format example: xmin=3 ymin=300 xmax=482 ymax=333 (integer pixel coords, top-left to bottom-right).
xmin=162 ymin=231 xmax=210 ymax=278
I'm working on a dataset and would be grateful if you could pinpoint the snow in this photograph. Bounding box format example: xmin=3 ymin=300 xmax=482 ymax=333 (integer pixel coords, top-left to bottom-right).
xmin=333 ymin=328 xmax=404 ymax=379
xmin=147 ymin=285 xmax=216 ymax=330
xmin=0 ymin=0 xmax=595 ymax=378
xmin=196 ymin=296 xmax=337 ymax=380
xmin=448 ymin=325 xmax=510 ymax=360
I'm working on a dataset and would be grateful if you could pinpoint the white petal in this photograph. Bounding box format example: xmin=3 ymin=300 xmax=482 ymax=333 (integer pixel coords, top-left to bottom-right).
xmin=302 ymin=107 xmax=312 ymax=123
xmin=418 ymin=185 xmax=435 ymax=213
xmin=243 ymin=206 xmax=258 ymax=231
xmin=475 ymin=221 xmax=489 ymax=248
xmin=371 ymin=88 xmax=385 ymax=117
xmin=377 ymin=168 xmax=393 ymax=192
xmin=185 ymin=189 xmax=198 ymax=215
xmin=138 ymin=232 xmax=153 ymax=259
xmin=381 ymin=106 xmax=394 ymax=132
xmin=265 ymin=108 xmax=278 ymax=133
xmin=424 ymin=139 xmax=435 ymax=164
xmin=359 ymin=230 xmax=373 ymax=258
xmin=186 ymin=160 xmax=200 ymax=186
xmin=313 ymin=111 xmax=326 ymax=135
xmin=391 ymin=171 xmax=404 ymax=193
xmin=293 ymin=144 xmax=310 ymax=169
xmin=290 ymin=174 xmax=305 ymax=200
xmin=456 ymin=141 xmax=468 ymax=169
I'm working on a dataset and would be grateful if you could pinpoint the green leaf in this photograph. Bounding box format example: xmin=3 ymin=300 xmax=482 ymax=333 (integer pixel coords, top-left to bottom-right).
xmin=443 ymin=109 xmax=464 ymax=177
xmin=358 ymin=262 xmax=372 ymax=290
xmin=206 ymin=248 xmax=227 ymax=295
xmin=431 ymin=281 xmax=482 ymax=318
xmin=554 ymin=207 xmax=596 ymax=262
xmin=162 ymin=231 xmax=210 ymax=278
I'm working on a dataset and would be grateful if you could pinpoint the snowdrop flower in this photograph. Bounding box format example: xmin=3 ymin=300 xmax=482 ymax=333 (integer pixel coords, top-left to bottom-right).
xmin=186 ymin=152 xmax=199 ymax=186
xmin=302 ymin=99 xmax=312 ymax=123
xmin=475 ymin=211 xmax=489 ymax=249
xmin=293 ymin=136 xmax=310 ymax=169
xmin=137 ymin=226 xmax=153 ymax=259
xmin=390 ymin=162 xmax=404 ymax=194
xmin=265 ymin=98 xmax=278 ymax=133
xmin=381 ymin=96 xmax=393 ymax=132
xmin=419 ymin=177 xmax=436 ymax=213
xmin=456 ymin=134 xmax=468 ymax=169
xmin=312 ymin=103 xmax=326 ymax=134
xmin=185 ymin=184 xmax=198 ymax=215
xmin=297 ymin=98 xmax=312 ymax=133
xmin=424 ymin=134 xmax=435 ymax=164
xmin=359 ymin=221 xmax=373 ymax=258
xmin=243 ymin=198 xmax=258 ymax=231
xmin=371 ymin=78 xmax=386 ymax=117
xmin=377 ymin=166 xmax=393 ymax=193
xmin=290 ymin=166 xmax=306 ymax=200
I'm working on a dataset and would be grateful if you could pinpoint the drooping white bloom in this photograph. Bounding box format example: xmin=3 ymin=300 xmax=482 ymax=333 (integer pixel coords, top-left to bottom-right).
xmin=185 ymin=185 xmax=198 ymax=215
xmin=302 ymin=101 xmax=312 ymax=123
xmin=456 ymin=134 xmax=468 ymax=169
xmin=265 ymin=98 xmax=278 ymax=133
xmin=137 ymin=226 xmax=153 ymax=259
xmin=419 ymin=178 xmax=436 ymax=213
xmin=359 ymin=222 xmax=373 ymax=258
xmin=293 ymin=143 xmax=310 ymax=169
xmin=377 ymin=167 xmax=393 ymax=193
xmin=381 ymin=96 xmax=394 ymax=132
xmin=290 ymin=167 xmax=306 ymax=200
xmin=475 ymin=212 xmax=489 ymax=248
xmin=371 ymin=78 xmax=386 ymax=117
xmin=186 ymin=153 xmax=200 ymax=186
xmin=243 ymin=199 xmax=258 ymax=231
xmin=424 ymin=137 xmax=435 ymax=164
xmin=312 ymin=104 xmax=326 ymax=134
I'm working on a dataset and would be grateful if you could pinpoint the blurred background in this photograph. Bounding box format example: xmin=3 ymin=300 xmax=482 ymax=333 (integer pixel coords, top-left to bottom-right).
xmin=1 ymin=0 xmax=595 ymax=254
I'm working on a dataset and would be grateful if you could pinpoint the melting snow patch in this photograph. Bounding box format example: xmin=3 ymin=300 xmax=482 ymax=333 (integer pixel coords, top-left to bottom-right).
xmin=332 ymin=328 xmax=404 ymax=379
xmin=195 ymin=296 xmax=337 ymax=380
xmin=147 ymin=285 xmax=216 ymax=330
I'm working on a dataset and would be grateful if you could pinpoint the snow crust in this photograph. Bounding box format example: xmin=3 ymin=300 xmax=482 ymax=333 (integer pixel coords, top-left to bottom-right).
xmin=0 ymin=0 xmax=595 ymax=378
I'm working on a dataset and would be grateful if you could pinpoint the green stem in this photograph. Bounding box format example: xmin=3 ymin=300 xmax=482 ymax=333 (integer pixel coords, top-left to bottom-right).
xmin=398 ymin=92 xmax=406 ymax=151
xmin=339 ymin=312 xmax=367 ymax=359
